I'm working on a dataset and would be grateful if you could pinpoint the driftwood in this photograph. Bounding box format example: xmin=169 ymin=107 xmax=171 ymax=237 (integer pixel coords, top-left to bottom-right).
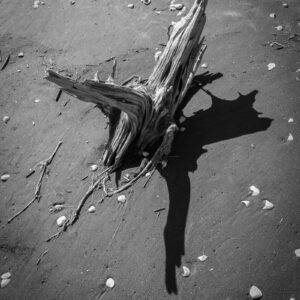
xmin=45 ymin=0 xmax=207 ymax=231
xmin=46 ymin=0 xmax=207 ymax=172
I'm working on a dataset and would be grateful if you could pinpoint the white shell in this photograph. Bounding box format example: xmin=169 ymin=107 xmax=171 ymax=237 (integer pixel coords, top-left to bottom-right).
xmin=3 ymin=116 xmax=10 ymax=123
xmin=90 ymin=164 xmax=98 ymax=171
xmin=201 ymin=63 xmax=208 ymax=68
xmin=174 ymin=3 xmax=183 ymax=10
xmin=295 ymin=248 xmax=300 ymax=257
xmin=154 ymin=51 xmax=162 ymax=62
xmin=1 ymin=174 xmax=10 ymax=181
xmin=182 ymin=266 xmax=190 ymax=277
xmin=117 ymin=195 xmax=126 ymax=203
xmin=267 ymin=63 xmax=276 ymax=71
xmin=128 ymin=4 xmax=134 ymax=9
xmin=241 ymin=200 xmax=250 ymax=207
xmin=282 ymin=3 xmax=288 ymax=7
xmin=198 ymin=254 xmax=208 ymax=262
xmin=18 ymin=52 xmax=24 ymax=57
xmin=249 ymin=185 xmax=260 ymax=196
xmin=105 ymin=278 xmax=115 ymax=288
xmin=0 ymin=278 xmax=11 ymax=288
xmin=34 ymin=99 xmax=41 ymax=103
xmin=269 ymin=13 xmax=276 ymax=18
xmin=56 ymin=215 xmax=67 ymax=227
xmin=287 ymin=133 xmax=294 ymax=142
xmin=145 ymin=172 xmax=151 ymax=177
xmin=249 ymin=285 xmax=262 ymax=299
xmin=88 ymin=206 xmax=96 ymax=213
xmin=288 ymin=118 xmax=294 ymax=123
xmin=1 ymin=272 xmax=11 ymax=280
xmin=275 ymin=25 xmax=283 ymax=31
xmin=262 ymin=200 xmax=274 ymax=210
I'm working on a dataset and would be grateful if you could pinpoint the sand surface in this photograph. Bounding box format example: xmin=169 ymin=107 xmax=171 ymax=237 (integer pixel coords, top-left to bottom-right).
xmin=0 ymin=0 xmax=300 ymax=299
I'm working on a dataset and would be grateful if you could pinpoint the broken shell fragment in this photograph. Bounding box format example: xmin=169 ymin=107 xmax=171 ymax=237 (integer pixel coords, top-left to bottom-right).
xmin=145 ymin=172 xmax=151 ymax=177
xmin=269 ymin=13 xmax=276 ymax=18
xmin=249 ymin=185 xmax=260 ymax=196
xmin=50 ymin=204 xmax=64 ymax=213
xmin=275 ymin=25 xmax=283 ymax=31
xmin=88 ymin=206 xmax=96 ymax=213
xmin=182 ymin=266 xmax=190 ymax=277
xmin=282 ymin=3 xmax=288 ymax=7
xmin=249 ymin=285 xmax=263 ymax=299
xmin=3 ymin=116 xmax=10 ymax=123
xmin=117 ymin=195 xmax=126 ymax=203
xmin=90 ymin=164 xmax=98 ymax=171
xmin=295 ymin=248 xmax=300 ymax=257
xmin=263 ymin=200 xmax=274 ymax=210
xmin=241 ymin=200 xmax=250 ymax=207
xmin=1 ymin=174 xmax=10 ymax=182
xmin=18 ymin=52 xmax=24 ymax=58
xmin=198 ymin=254 xmax=208 ymax=262
xmin=201 ymin=63 xmax=208 ymax=68
xmin=267 ymin=63 xmax=276 ymax=71
xmin=34 ymin=99 xmax=41 ymax=103
xmin=56 ymin=215 xmax=67 ymax=227
xmin=287 ymin=133 xmax=294 ymax=142
xmin=0 ymin=278 xmax=11 ymax=289
xmin=1 ymin=272 xmax=11 ymax=280
xmin=106 ymin=278 xmax=115 ymax=288
xmin=127 ymin=4 xmax=134 ymax=8
xmin=288 ymin=118 xmax=294 ymax=123
xmin=141 ymin=0 xmax=151 ymax=5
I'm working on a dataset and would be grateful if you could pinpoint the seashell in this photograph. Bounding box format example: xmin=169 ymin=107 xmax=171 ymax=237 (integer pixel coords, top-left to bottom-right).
xmin=141 ymin=0 xmax=151 ymax=5
xmin=182 ymin=266 xmax=190 ymax=277
xmin=128 ymin=4 xmax=134 ymax=8
xmin=56 ymin=215 xmax=66 ymax=227
xmin=275 ymin=25 xmax=283 ymax=31
xmin=269 ymin=13 xmax=276 ymax=18
xmin=17 ymin=69 xmax=21 ymax=72
xmin=34 ymin=99 xmax=41 ymax=103
xmin=1 ymin=174 xmax=10 ymax=181
xmin=50 ymin=204 xmax=64 ymax=213
xmin=241 ymin=200 xmax=250 ymax=207
xmin=1 ymin=278 xmax=11 ymax=288
xmin=262 ymin=200 xmax=274 ymax=210
xmin=295 ymin=248 xmax=300 ymax=257
xmin=18 ymin=52 xmax=24 ymax=57
xmin=90 ymin=164 xmax=98 ymax=172
xmin=288 ymin=118 xmax=294 ymax=123
xmin=88 ymin=206 xmax=96 ymax=213
xmin=198 ymin=254 xmax=208 ymax=262
xmin=201 ymin=63 xmax=208 ymax=68
xmin=249 ymin=285 xmax=262 ymax=299
xmin=70 ymin=0 xmax=75 ymax=5
xmin=3 ymin=116 xmax=10 ymax=123
xmin=105 ymin=278 xmax=115 ymax=288
xmin=249 ymin=185 xmax=260 ymax=196
xmin=287 ymin=133 xmax=293 ymax=142
xmin=1 ymin=272 xmax=11 ymax=280
xmin=267 ymin=63 xmax=276 ymax=71
xmin=117 ymin=195 xmax=126 ymax=203
xmin=173 ymin=3 xmax=184 ymax=10
xmin=145 ymin=172 xmax=151 ymax=177
xmin=32 ymin=121 xmax=35 ymax=126
xmin=282 ymin=3 xmax=288 ymax=7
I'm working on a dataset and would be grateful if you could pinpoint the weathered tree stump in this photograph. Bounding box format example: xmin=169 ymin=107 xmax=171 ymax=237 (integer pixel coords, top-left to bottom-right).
xmin=46 ymin=0 xmax=207 ymax=181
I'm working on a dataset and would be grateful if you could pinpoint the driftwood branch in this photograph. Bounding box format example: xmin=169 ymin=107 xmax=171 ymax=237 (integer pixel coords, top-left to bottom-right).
xmin=7 ymin=141 xmax=63 ymax=224
xmin=45 ymin=0 xmax=207 ymax=232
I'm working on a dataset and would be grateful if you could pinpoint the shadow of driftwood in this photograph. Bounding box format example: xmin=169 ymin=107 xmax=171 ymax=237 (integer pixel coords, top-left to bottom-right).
xmin=159 ymin=72 xmax=273 ymax=294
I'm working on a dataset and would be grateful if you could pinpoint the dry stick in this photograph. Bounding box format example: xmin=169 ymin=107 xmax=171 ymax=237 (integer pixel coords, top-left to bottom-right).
xmin=36 ymin=249 xmax=48 ymax=265
xmin=0 ymin=55 xmax=10 ymax=71
xmin=7 ymin=141 xmax=63 ymax=224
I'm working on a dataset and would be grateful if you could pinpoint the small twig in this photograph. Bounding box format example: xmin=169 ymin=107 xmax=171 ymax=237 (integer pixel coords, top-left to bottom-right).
xmin=55 ymin=89 xmax=62 ymax=102
xmin=7 ymin=141 xmax=63 ymax=224
xmin=153 ymin=208 xmax=165 ymax=213
xmin=25 ymin=169 xmax=35 ymax=178
xmin=0 ymin=55 xmax=10 ymax=71
xmin=36 ymin=249 xmax=48 ymax=265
